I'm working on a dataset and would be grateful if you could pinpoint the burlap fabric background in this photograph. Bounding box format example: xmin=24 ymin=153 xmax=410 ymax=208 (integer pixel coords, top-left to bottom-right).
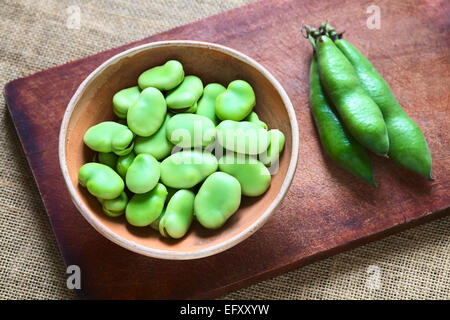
xmin=0 ymin=0 xmax=448 ymax=300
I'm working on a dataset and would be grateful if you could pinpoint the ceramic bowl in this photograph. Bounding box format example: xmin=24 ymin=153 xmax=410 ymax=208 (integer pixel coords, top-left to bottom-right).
xmin=59 ymin=40 xmax=298 ymax=260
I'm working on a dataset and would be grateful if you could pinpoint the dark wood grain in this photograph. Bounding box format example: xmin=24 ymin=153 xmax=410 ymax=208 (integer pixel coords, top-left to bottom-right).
xmin=4 ymin=0 xmax=450 ymax=299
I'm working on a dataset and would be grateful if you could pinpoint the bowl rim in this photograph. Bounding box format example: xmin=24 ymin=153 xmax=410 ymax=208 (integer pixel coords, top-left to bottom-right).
xmin=59 ymin=40 xmax=299 ymax=260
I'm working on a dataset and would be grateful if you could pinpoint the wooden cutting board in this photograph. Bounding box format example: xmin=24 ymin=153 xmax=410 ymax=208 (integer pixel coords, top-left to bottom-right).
xmin=4 ymin=0 xmax=449 ymax=299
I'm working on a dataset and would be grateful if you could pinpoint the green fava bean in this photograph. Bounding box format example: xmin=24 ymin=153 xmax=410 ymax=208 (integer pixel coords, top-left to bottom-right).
xmin=315 ymin=36 xmax=389 ymax=156
xmin=97 ymin=152 xmax=118 ymax=169
xmin=160 ymin=150 xmax=218 ymax=188
xmin=98 ymin=191 xmax=128 ymax=217
xmin=78 ymin=163 xmax=124 ymax=200
xmin=83 ymin=121 xmax=134 ymax=155
xmin=166 ymin=114 xmax=215 ymax=148
xmin=138 ymin=60 xmax=184 ymax=91
xmin=127 ymin=87 xmax=167 ymax=137
xmin=308 ymin=55 xmax=376 ymax=186
xmin=159 ymin=190 xmax=195 ymax=239
xmin=126 ymin=154 xmax=160 ymax=194
xmin=112 ymin=86 xmax=140 ymax=119
xmin=245 ymin=111 xmax=268 ymax=130
xmin=215 ymin=80 xmax=255 ymax=121
xmin=216 ymin=120 xmax=270 ymax=155
xmin=134 ymin=114 xmax=174 ymax=160
xmin=166 ymin=75 xmax=203 ymax=111
xmin=126 ymin=183 xmax=167 ymax=227
xmin=194 ymin=172 xmax=241 ymax=229
xmin=116 ymin=151 xmax=135 ymax=179
xmin=259 ymin=129 xmax=285 ymax=167
xmin=196 ymin=83 xmax=226 ymax=125
xmin=333 ymin=37 xmax=432 ymax=179
xmin=219 ymin=154 xmax=271 ymax=197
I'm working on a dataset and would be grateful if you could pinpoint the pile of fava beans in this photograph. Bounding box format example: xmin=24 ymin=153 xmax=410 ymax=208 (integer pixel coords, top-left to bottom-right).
xmin=304 ymin=22 xmax=432 ymax=186
xmin=78 ymin=60 xmax=285 ymax=239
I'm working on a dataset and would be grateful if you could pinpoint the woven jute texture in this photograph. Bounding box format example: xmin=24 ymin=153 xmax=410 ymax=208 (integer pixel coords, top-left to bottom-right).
xmin=0 ymin=0 xmax=449 ymax=300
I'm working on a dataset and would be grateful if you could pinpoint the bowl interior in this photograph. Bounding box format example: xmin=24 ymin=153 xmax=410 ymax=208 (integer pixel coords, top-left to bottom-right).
xmin=64 ymin=43 xmax=293 ymax=257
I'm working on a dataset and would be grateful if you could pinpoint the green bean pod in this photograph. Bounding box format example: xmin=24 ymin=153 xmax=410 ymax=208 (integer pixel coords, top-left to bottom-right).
xmin=309 ymin=56 xmax=376 ymax=186
xmin=333 ymin=38 xmax=432 ymax=179
xmin=315 ymin=36 xmax=389 ymax=156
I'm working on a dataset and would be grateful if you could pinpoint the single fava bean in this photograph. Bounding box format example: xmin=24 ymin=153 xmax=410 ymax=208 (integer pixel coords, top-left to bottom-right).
xmin=166 ymin=114 xmax=215 ymax=148
xmin=138 ymin=60 xmax=184 ymax=91
xmin=126 ymin=183 xmax=167 ymax=227
xmin=194 ymin=172 xmax=241 ymax=229
xmin=160 ymin=150 xmax=218 ymax=188
xmin=219 ymin=154 xmax=271 ymax=196
xmin=126 ymin=154 xmax=160 ymax=194
xmin=83 ymin=121 xmax=134 ymax=156
xmin=78 ymin=163 xmax=124 ymax=200
xmin=134 ymin=114 xmax=174 ymax=160
xmin=97 ymin=152 xmax=118 ymax=169
xmin=113 ymin=86 xmax=140 ymax=119
xmin=97 ymin=191 xmax=128 ymax=217
xmin=127 ymin=87 xmax=167 ymax=137
xmin=245 ymin=111 xmax=268 ymax=130
xmin=166 ymin=75 xmax=203 ymax=112
xmin=196 ymin=83 xmax=226 ymax=125
xmin=215 ymin=80 xmax=255 ymax=121
xmin=216 ymin=120 xmax=270 ymax=155
xmin=259 ymin=129 xmax=285 ymax=167
xmin=116 ymin=151 xmax=135 ymax=179
xmin=159 ymin=190 xmax=195 ymax=239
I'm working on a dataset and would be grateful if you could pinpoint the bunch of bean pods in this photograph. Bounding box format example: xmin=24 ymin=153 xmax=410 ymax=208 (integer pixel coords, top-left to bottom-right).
xmin=303 ymin=22 xmax=432 ymax=186
xmin=78 ymin=60 xmax=285 ymax=239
